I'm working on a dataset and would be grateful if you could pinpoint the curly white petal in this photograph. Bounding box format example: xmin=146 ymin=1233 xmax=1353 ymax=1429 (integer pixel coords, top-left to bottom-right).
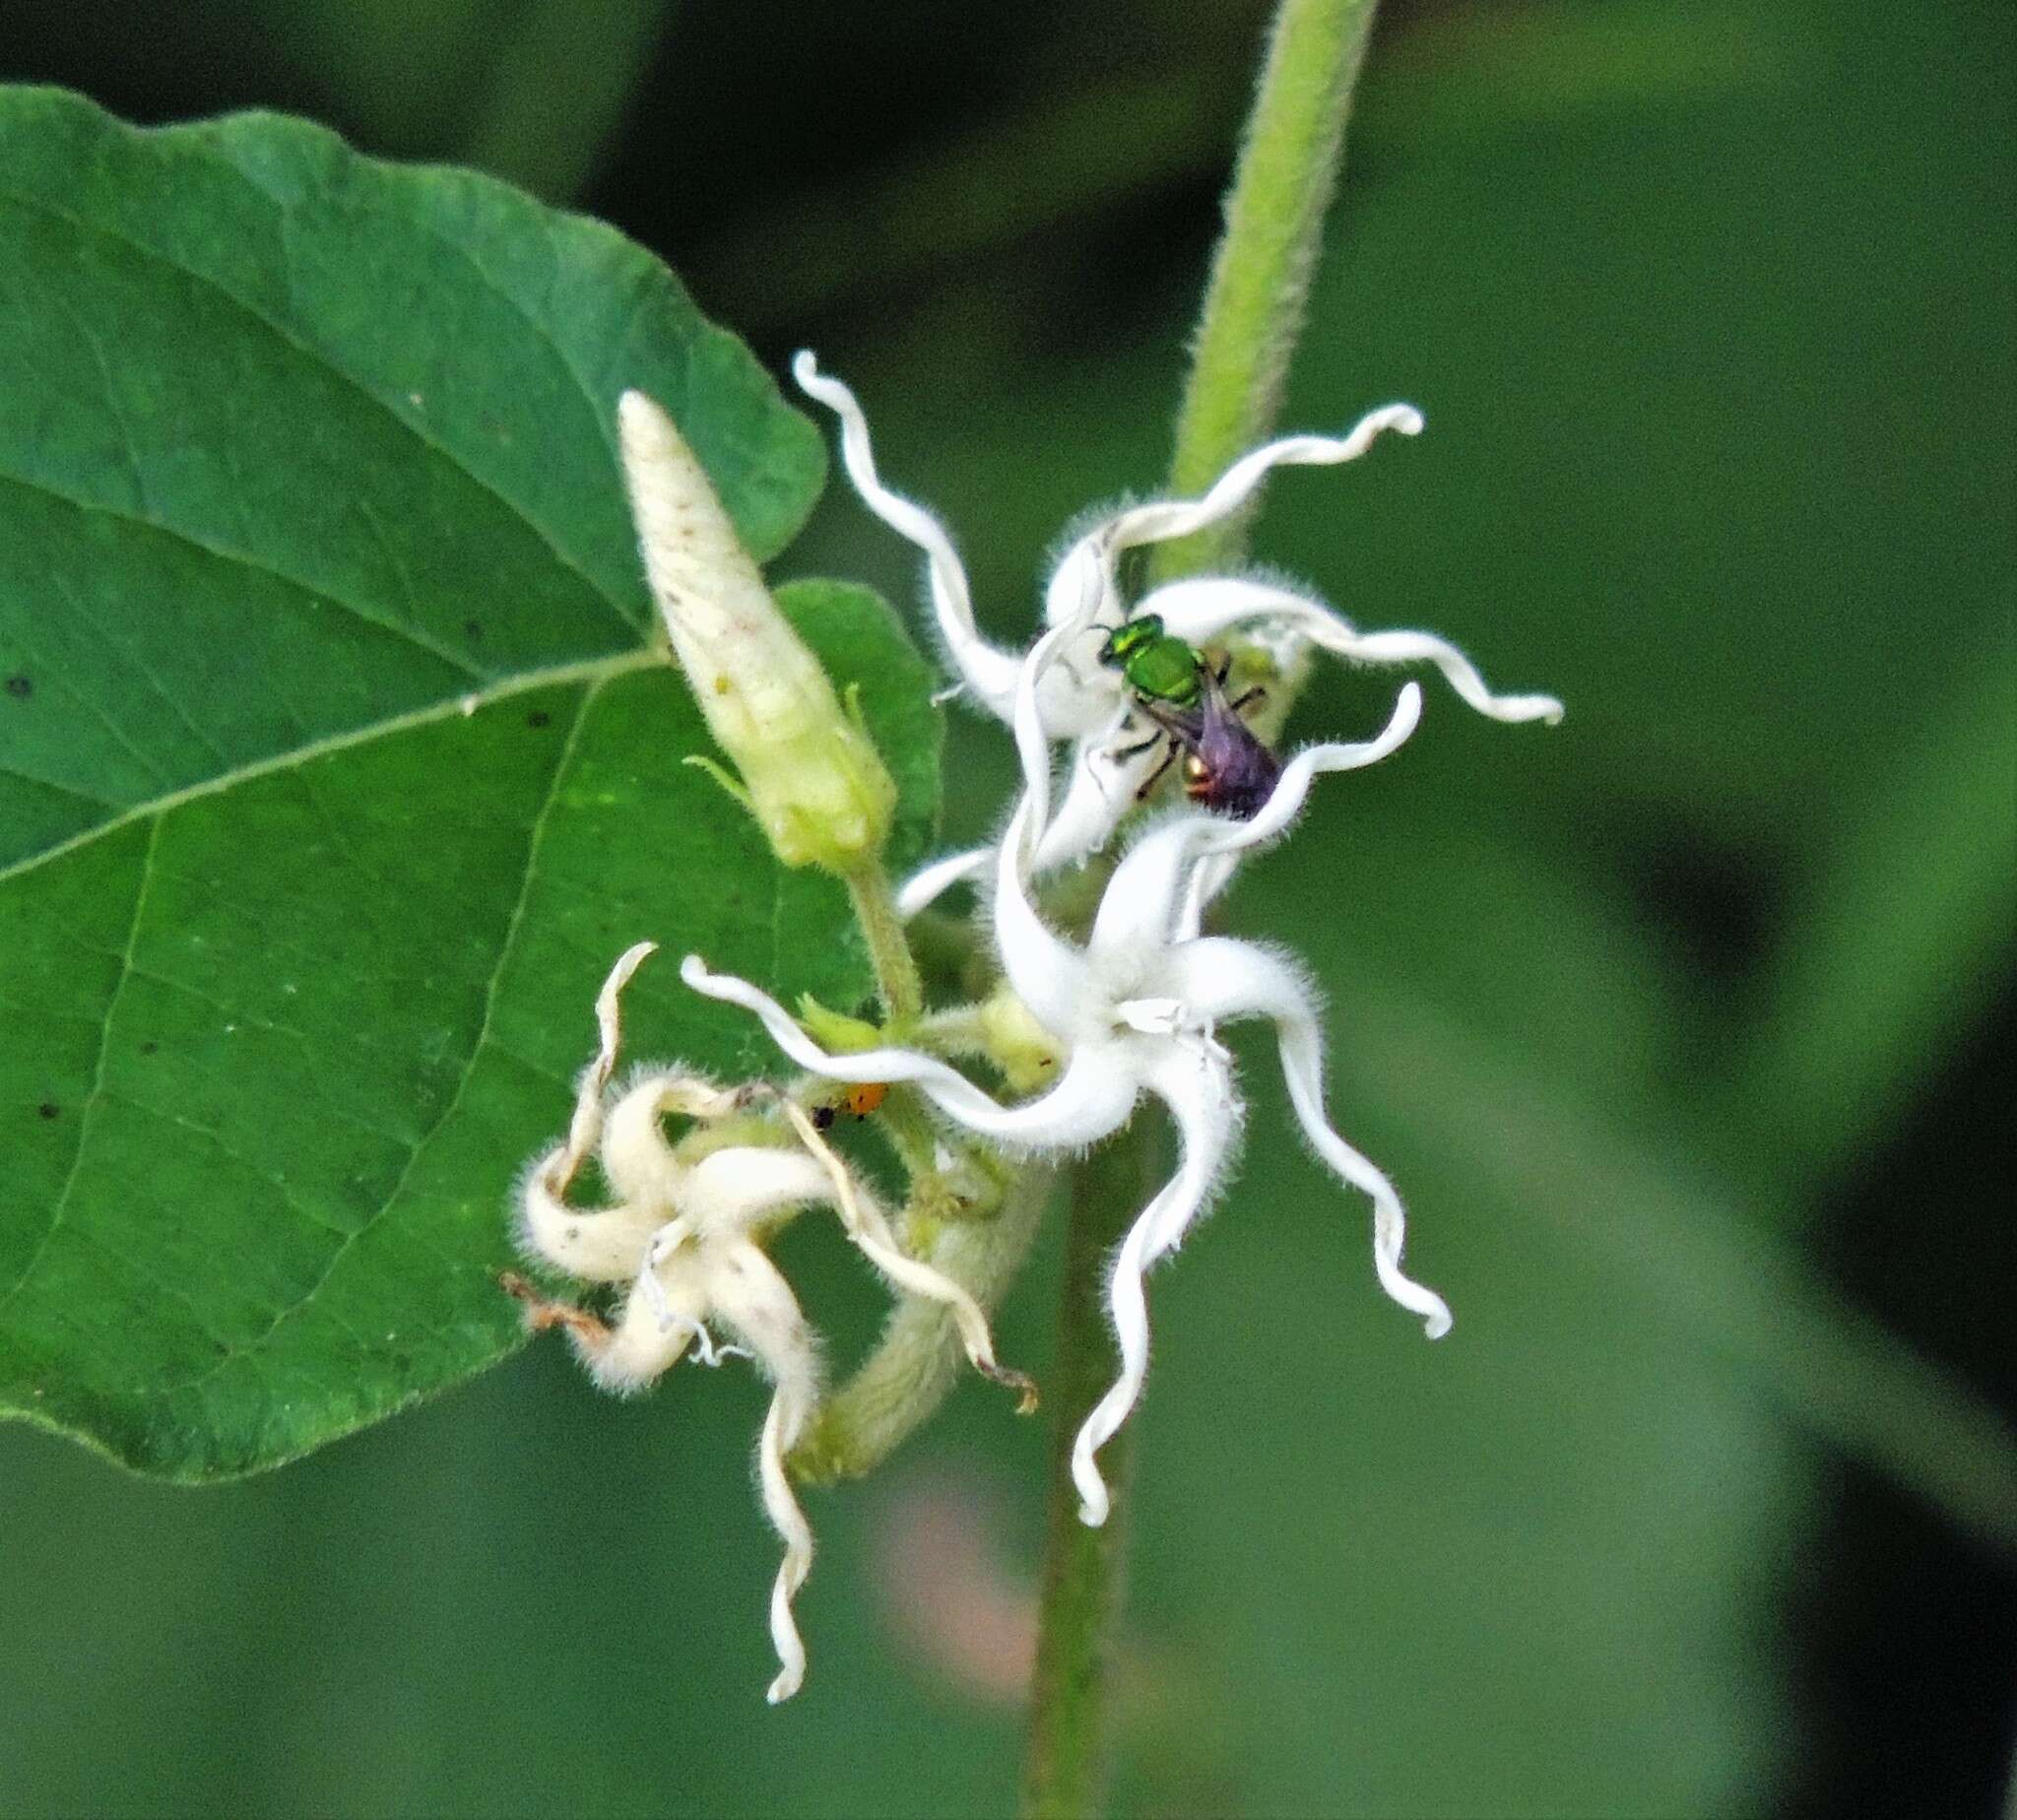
xmin=986 ymin=622 xmax=1101 ymax=1031
xmin=680 ymin=954 xmax=1136 ymax=1148
xmin=1024 ymin=721 xmax=1162 ymax=878
xmin=990 ymin=794 xmax=1093 ymax=1037
xmin=702 ymin=1238 xmax=821 ymax=1702
xmin=540 ymin=940 xmax=659 ymax=1191
xmin=682 ymin=1145 xmax=836 ymax=1234
xmin=682 ymin=951 xmax=985 ymax=1091
xmin=1145 ymin=576 xmax=1563 ymax=726
xmin=1099 ymin=407 xmax=1422 ymax=555
xmin=1088 ymin=685 xmax=1422 ymax=960
xmin=794 ymin=352 xmax=1023 ymax=716
xmin=1069 ymin=1062 xmax=1232 ymax=1527
xmin=574 ymin=1256 xmax=707 ymax=1392
xmin=896 ymin=846 xmax=992 ymax=918
xmin=599 ymin=1072 xmax=693 ymax=1209
xmin=515 ymin=1155 xmax=662 ymax=1283
xmin=758 ymin=1382 xmax=815 ymax=1703
xmin=1165 ymin=938 xmax=1453 ymax=1339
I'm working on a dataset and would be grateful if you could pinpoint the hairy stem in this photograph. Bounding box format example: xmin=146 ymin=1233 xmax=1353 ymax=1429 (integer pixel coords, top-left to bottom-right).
xmin=844 ymin=864 xmax=925 ymax=1026
xmin=1019 ymin=1127 xmax=1159 ymax=1819
xmin=792 ymin=1162 xmax=1055 ymax=1484
xmin=1020 ymin=2 xmax=1384 ymax=1812
xmin=1150 ymin=0 xmax=1382 ymax=585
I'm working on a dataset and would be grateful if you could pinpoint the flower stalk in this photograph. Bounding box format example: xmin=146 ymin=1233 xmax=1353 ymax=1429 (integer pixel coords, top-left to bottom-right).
xmin=1021 ymin=0 xmax=1390 ymax=1809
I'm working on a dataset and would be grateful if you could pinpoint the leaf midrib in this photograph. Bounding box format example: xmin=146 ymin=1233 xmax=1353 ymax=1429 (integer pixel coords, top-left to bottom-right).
xmin=0 ymin=649 xmax=664 ymax=890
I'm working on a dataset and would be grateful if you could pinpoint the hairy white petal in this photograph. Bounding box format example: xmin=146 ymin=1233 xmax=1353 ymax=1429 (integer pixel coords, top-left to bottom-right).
xmin=1145 ymin=576 xmax=1563 ymax=726
xmin=990 ymin=793 xmax=1093 ymax=1036
xmin=516 ymin=1156 xmax=661 ymax=1283
xmin=682 ymin=1145 xmax=835 ymax=1234
xmin=600 ymin=1074 xmax=693 ymax=1209
xmin=700 ymin=1238 xmax=821 ymax=1704
xmin=986 ymin=621 xmax=1101 ymax=1029
xmin=1177 ymin=850 xmax=1239 ymax=945
xmin=576 ymin=1258 xmax=707 ymax=1392
xmin=794 ymin=352 xmax=1023 ymax=716
xmin=1070 ymin=1062 xmax=1231 ymax=1527
xmin=1138 ymin=1046 xmax=1244 ymax=1263
xmin=1199 ymin=683 xmax=1424 ymax=858
xmin=757 ymin=1379 xmax=816 ymax=1703
xmin=1040 ymin=521 xmax=1129 ymax=632
xmin=1087 ymin=685 xmax=1421 ymax=963
xmin=680 ymin=954 xmax=1136 ymax=1147
xmin=1324 ymin=627 xmax=1562 ymax=723
xmin=1096 ymin=812 xmax=1209 ymax=959
xmin=896 ymin=846 xmax=992 ymax=918
xmin=1026 ymin=723 xmax=1160 ymax=878
xmin=1167 ymin=938 xmax=1453 ymax=1338
xmin=682 ymin=953 xmax=987 ymax=1091
xmin=1100 ymin=407 xmax=1423 ymax=554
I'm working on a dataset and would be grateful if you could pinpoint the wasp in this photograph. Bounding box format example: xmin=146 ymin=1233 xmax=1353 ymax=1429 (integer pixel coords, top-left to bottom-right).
xmin=1096 ymin=614 xmax=1283 ymax=817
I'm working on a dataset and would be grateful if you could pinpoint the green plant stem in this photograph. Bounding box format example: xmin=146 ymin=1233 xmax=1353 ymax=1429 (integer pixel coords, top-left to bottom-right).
xmin=844 ymin=864 xmax=925 ymax=1025
xmin=792 ymin=1161 xmax=1055 ymax=1484
xmin=1019 ymin=3 xmax=1384 ymax=1812
xmin=1019 ymin=1129 xmax=1159 ymax=1819
xmin=1151 ymin=0 xmax=1382 ymax=584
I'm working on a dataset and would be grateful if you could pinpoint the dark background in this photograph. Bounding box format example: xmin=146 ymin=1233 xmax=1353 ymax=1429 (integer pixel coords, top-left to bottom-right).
xmin=1 ymin=1 xmax=2011 ymax=1813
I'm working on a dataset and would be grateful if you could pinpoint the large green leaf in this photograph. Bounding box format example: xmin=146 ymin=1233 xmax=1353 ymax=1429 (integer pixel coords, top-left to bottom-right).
xmin=0 ymin=90 xmax=942 ymax=1481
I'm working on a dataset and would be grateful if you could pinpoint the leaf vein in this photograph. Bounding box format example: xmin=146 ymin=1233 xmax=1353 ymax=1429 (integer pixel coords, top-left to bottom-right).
xmin=0 ymin=465 xmax=484 ymax=685
xmin=131 ymin=681 xmax=601 ymax=1399
xmin=0 ymin=816 xmax=160 ymax=1313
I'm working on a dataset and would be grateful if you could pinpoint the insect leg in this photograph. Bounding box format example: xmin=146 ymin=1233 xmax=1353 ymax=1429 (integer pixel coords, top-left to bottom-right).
xmin=1134 ymin=738 xmax=1181 ymax=802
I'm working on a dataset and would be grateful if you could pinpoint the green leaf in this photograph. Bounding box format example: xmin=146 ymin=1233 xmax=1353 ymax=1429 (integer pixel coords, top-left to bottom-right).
xmin=0 ymin=89 xmax=941 ymax=1482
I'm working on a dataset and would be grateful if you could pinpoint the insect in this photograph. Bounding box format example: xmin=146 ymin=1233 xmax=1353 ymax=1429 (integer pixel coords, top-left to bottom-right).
xmin=810 ymin=1081 xmax=890 ymax=1130
xmin=1096 ymin=614 xmax=1206 ymax=711
xmin=1097 ymin=616 xmax=1283 ymax=817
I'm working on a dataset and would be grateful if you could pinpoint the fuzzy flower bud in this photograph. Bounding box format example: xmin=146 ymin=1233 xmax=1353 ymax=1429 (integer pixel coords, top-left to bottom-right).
xmin=618 ymin=390 xmax=897 ymax=871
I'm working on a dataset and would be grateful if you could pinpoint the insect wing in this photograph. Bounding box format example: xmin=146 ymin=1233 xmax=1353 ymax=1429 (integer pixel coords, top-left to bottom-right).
xmin=1188 ymin=676 xmax=1281 ymax=818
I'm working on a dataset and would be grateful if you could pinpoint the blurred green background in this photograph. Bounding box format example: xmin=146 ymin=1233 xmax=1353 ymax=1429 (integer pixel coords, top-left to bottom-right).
xmin=1 ymin=0 xmax=2011 ymax=1813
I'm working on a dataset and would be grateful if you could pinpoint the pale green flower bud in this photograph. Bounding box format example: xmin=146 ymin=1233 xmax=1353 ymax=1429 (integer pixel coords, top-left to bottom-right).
xmin=618 ymin=390 xmax=896 ymax=871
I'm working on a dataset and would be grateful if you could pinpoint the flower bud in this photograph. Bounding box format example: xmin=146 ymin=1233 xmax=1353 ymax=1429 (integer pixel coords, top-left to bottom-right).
xmin=618 ymin=390 xmax=896 ymax=871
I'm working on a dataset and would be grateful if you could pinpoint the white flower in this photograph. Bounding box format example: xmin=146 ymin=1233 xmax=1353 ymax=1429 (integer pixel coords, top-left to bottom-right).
xmin=682 ymin=627 xmax=1450 ymax=1529
xmin=509 ymin=942 xmax=1028 ymax=1703
xmin=793 ymin=352 xmax=1561 ymax=912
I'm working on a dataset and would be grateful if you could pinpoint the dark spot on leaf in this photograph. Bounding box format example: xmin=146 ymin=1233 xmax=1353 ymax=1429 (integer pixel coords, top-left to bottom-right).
xmin=36 ymin=1101 xmax=59 ymax=1120
xmin=463 ymin=618 xmax=484 ymax=639
xmin=140 ymin=1041 xmax=159 ymax=1056
xmin=526 ymin=710 xmax=552 ymax=729
xmin=4 ymin=675 xmax=31 ymax=699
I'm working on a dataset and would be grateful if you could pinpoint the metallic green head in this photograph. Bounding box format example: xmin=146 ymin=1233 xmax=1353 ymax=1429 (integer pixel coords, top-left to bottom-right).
xmin=1097 ymin=614 xmax=1203 ymax=707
